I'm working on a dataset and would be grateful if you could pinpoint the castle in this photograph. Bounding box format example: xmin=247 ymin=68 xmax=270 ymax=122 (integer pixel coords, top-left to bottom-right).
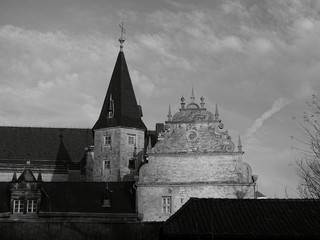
xmin=0 ymin=32 xmax=257 ymax=222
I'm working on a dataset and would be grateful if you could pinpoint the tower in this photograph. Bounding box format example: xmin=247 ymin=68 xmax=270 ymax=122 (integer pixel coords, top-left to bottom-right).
xmin=92 ymin=24 xmax=146 ymax=182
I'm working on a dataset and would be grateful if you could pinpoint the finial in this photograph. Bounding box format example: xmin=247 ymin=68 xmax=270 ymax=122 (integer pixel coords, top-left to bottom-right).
xmin=238 ymin=136 xmax=242 ymax=152
xmin=180 ymin=96 xmax=185 ymax=109
xmin=12 ymin=172 xmax=17 ymax=181
xmin=190 ymin=87 xmax=195 ymax=103
xmin=215 ymin=103 xmax=219 ymax=120
xmin=167 ymin=105 xmax=172 ymax=121
xmin=37 ymin=171 xmax=42 ymax=182
xmin=200 ymin=96 xmax=205 ymax=108
xmin=119 ymin=21 xmax=126 ymax=51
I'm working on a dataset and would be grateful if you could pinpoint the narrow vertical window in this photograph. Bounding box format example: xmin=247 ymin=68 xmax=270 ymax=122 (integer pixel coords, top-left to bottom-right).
xmin=104 ymin=135 xmax=111 ymax=145
xmin=13 ymin=200 xmax=24 ymax=213
xmin=128 ymin=158 xmax=135 ymax=169
xmin=162 ymin=196 xmax=171 ymax=214
xmin=128 ymin=134 xmax=135 ymax=145
xmin=27 ymin=200 xmax=37 ymax=213
xmin=103 ymin=159 xmax=110 ymax=170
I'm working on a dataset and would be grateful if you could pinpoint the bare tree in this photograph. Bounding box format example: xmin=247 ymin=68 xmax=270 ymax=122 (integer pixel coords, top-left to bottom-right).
xmin=292 ymin=94 xmax=320 ymax=198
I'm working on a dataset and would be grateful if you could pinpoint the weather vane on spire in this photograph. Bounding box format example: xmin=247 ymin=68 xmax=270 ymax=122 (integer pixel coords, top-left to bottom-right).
xmin=119 ymin=21 xmax=126 ymax=51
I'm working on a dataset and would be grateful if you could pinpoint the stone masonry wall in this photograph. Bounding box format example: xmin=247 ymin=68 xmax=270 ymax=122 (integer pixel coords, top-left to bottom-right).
xmin=139 ymin=153 xmax=250 ymax=183
xmin=137 ymin=183 xmax=255 ymax=222
xmin=93 ymin=127 xmax=144 ymax=182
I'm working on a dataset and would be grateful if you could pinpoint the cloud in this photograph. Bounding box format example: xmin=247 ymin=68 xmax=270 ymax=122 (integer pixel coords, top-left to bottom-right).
xmin=245 ymin=98 xmax=292 ymax=139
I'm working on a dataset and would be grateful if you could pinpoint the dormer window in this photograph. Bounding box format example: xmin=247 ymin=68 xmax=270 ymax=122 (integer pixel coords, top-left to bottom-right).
xmin=104 ymin=135 xmax=111 ymax=145
xmin=27 ymin=200 xmax=37 ymax=213
xmin=128 ymin=134 xmax=135 ymax=145
xmin=13 ymin=200 xmax=24 ymax=213
xmin=102 ymin=199 xmax=111 ymax=207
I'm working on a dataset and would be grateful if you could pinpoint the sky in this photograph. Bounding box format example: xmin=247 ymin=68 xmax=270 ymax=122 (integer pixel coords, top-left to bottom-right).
xmin=1 ymin=0 xmax=320 ymax=198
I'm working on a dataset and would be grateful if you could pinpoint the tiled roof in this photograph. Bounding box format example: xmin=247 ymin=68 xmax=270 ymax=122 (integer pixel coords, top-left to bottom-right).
xmin=0 ymin=126 xmax=93 ymax=171
xmin=0 ymin=222 xmax=162 ymax=240
xmin=41 ymin=182 xmax=136 ymax=213
xmin=162 ymin=198 xmax=320 ymax=239
xmin=93 ymin=51 xmax=146 ymax=130
xmin=17 ymin=169 xmax=37 ymax=181
xmin=0 ymin=181 xmax=136 ymax=214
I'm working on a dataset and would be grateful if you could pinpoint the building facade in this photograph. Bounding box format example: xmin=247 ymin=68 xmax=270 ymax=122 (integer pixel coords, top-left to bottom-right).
xmin=137 ymin=94 xmax=257 ymax=221
xmin=0 ymin=32 xmax=258 ymax=223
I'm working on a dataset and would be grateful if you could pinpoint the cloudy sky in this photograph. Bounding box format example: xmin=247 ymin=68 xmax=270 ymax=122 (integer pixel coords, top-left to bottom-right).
xmin=1 ymin=0 xmax=320 ymax=198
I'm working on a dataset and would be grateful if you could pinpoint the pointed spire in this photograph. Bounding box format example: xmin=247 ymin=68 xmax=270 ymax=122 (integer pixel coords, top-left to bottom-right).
xmin=119 ymin=22 xmax=125 ymax=52
xmin=238 ymin=136 xmax=242 ymax=152
xmin=190 ymin=87 xmax=195 ymax=103
xmin=37 ymin=171 xmax=42 ymax=182
xmin=12 ymin=172 xmax=17 ymax=181
xmin=215 ymin=103 xmax=219 ymax=120
xmin=167 ymin=105 xmax=172 ymax=121
xmin=93 ymin=35 xmax=146 ymax=131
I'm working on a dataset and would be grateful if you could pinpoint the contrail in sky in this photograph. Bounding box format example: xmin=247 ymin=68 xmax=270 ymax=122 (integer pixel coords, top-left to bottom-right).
xmin=245 ymin=98 xmax=292 ymax=138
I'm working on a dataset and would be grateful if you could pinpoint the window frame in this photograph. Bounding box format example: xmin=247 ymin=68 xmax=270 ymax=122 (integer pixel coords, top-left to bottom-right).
xmin=104 ymin=135 xmax=111 ymax=145
xmin=127 ymin=134 xmax=135 ymax=145
xmin=161 ymin=196 xmax=171 ymax=214
xmin=103 ymin=159 xmax=110 ymax=170
xmin=27 ymin=200 xmax=37 ymax=213
xmin=13 ymin=200 xmax=24 ymax=213
xmin=128 ymin=158 xmax=135 ymax=169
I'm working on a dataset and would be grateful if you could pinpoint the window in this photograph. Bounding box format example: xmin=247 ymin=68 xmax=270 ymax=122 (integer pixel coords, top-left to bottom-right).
xmin=128 ymin=134 xmax=135 ymax=145
xmin=102 ymin=199 xmax=111 ymax=207
xmin=162 ymin=196 xmax=171 ymax=214
xmin=13 ymin=200 xmax=24 ymax=213
xmin=104 ymin=135 xmax=111 ymax=145
xmin=27 ymin=200 xmax=37 ymax=213
xmin=128 ymin=159 xmax=135 ymax=169
xmin=103 ymin=159 xmax=110 ymax=170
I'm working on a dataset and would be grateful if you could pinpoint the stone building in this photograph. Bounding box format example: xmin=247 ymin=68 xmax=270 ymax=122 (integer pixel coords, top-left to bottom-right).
xmin=91 ymin=34 xmax=146 ymax=182
xmin=0 ymin=29 xmax=257 ymax=223
xmin=137 ymin=92 xmax=257 ymax=221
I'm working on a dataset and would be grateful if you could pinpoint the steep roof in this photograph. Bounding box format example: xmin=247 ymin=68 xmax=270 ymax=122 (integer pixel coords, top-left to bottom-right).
xmin=93 ymin=51 xmax=146 ymax=130
xmin=41 ymin=182 xmax=136 ymax=213
xmin=162 ymin=198 xmax=320 ymax=239
xmin=0 ymin=127 xmax=93 ymax=171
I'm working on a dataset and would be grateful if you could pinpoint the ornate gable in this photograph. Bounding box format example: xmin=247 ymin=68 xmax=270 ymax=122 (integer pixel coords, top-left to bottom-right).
xmin=152 ymin=93 xmax=237 ymax=154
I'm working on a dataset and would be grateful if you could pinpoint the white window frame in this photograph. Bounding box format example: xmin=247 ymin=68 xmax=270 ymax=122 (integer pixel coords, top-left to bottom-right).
xmin=13 ymin=200 xmax=24 ymax=213
xmin=27 ymin=200 xmax=37 ymax=213
xmin=128 ymin=134 xmax=135 ymax=145
xmin=162 ymin=196 xmax=171 ymax=214
xmin=104 ymin=135 xmax=111 ymax=145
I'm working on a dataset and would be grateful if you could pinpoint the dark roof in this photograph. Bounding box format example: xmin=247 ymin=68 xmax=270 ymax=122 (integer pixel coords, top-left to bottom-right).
xmin=93 ymin=51 xmax=146 ymax=130
xmin=162 ymin=198 xmax=320 ymax=239
xmin=0 ymin=126 xmax=93 ymax=170
xmin=0 ymin=183 xmax=10 ymax=213
xmin=17 ymin=169 xmax=37 ymax=182
xmin=0 ymin=222 xmax=162 ymax=240
xmin=41 ymin=182 xmax=136 ymax=213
